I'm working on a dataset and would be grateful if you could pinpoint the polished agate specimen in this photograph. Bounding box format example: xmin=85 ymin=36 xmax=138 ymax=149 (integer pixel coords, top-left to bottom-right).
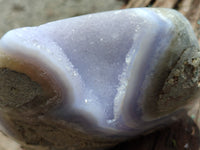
xmin=0 ymin=8 xmax=199 ymax=150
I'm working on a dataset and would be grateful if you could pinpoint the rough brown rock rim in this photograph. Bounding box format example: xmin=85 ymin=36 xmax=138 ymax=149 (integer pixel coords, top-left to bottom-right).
xmin=118 ymin=1 xmax=200 ymax=150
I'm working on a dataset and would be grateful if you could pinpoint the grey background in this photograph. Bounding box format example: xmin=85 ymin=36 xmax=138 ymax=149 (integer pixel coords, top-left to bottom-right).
xmin=0 ymin=0 xmax=124 ymax=37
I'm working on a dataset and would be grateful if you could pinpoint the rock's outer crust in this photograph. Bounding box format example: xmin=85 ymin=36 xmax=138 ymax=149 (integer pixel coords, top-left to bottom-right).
xmin=142 ymin=8 xmax=200 ymax=120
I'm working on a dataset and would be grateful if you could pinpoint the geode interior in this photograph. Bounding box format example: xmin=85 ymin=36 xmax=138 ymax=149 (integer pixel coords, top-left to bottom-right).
xmin=0 ymin=8 xmax=199 ymax=150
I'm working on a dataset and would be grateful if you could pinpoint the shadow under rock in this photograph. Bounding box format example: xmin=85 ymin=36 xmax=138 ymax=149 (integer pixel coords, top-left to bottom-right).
xmin=111 ymin=114 xmax=200 ymax=150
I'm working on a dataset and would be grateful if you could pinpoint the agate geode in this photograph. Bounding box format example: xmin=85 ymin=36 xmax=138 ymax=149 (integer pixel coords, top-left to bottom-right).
xmin=0 ymin=8 xmax=199 ymax=150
